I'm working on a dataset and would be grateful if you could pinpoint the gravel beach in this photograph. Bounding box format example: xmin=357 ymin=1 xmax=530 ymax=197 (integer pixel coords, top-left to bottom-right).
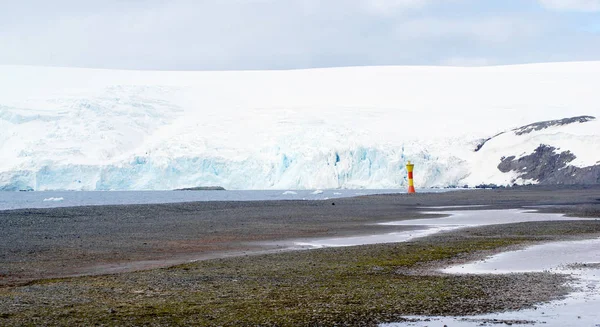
xmin=2 ymin=185 xmax=600 ymax=285
xmin=1 ymin=186 xmax=600 ymax=326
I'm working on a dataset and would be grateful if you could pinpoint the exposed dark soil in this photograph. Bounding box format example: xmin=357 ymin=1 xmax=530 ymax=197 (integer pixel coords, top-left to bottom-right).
xmin=1 ymin=185 xmax=599 ymax=285
xmin=0 ymin=186 xmax=599 ymax=326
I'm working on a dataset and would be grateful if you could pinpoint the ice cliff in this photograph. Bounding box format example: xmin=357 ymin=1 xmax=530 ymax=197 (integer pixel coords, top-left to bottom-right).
xmin=0 ymin=63 xmax=598 ymax=190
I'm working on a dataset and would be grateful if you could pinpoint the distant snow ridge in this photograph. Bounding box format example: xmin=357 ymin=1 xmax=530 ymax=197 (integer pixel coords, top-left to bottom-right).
xmin=512 ymin=116 xmax=595 ymax=136
xmin=0 ymin=63 xmax=599 ymax=190
xmin=475 ymin=116 xmax=596 ymax=151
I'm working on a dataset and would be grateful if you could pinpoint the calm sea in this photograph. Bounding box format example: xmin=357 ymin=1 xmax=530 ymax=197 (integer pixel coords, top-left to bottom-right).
xmin=0 ymin=189 xmax=453 ymax=211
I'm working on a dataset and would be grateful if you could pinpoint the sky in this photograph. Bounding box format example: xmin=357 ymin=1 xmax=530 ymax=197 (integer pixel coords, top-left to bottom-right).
xmin=1 ymin=0 xmax=600 ymax=70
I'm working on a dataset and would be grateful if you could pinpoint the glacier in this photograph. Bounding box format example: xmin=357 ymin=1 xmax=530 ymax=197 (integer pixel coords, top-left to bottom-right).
xmin=0 ymin=63 xmax=599 ymax=191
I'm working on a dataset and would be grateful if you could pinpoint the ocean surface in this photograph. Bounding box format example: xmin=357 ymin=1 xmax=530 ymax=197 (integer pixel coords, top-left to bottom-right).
xmin=0 ymin=189 xmax=452 ymax=211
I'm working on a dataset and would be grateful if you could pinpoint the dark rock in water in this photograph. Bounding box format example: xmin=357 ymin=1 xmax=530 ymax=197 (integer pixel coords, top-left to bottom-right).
xmin=174 ymin=186 xmax=226 ymax=191
xmin=475 ymin=184 xmax=505 ymax=189
xmin=498 ymin=144 xmax=600 ymax=185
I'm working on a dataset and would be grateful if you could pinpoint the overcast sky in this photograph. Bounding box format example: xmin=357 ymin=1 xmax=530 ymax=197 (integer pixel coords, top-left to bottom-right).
xmin=1 ymin=0 xmax=600 ymax=70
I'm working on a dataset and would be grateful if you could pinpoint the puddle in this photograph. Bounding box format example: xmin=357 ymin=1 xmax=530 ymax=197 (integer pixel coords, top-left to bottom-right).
xmin=381 ymin=209 xmax=586 ymax=227
xmin=443 ymin=238 xmax=600 ymax=274
xmin=382 ymin=237 xmax=600 ymax=326
xmin=289 ymin=209 xmax=600 ymax=326
xmin=293 ymin=226 xmax=459 ymax=248
xmin=418 ymin=205 xmax=490 ymax=209
xmin=295 ymin=209 xmax=589 ymax=249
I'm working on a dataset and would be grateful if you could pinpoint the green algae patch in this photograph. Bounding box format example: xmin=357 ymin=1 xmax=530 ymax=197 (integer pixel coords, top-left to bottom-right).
xmin=0 ymin=234 xmax=570 ymax=327
xmin=350 ymin=238 xmax=524 ymax=271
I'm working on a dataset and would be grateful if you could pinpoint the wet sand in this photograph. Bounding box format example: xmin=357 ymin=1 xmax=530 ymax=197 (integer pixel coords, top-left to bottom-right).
xmin=1 ymin=185 xmax=600 ymax=285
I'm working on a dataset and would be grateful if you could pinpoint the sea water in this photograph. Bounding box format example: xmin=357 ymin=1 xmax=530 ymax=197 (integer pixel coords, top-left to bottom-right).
xmin=0 ymin=189 xmax=450 ymax=211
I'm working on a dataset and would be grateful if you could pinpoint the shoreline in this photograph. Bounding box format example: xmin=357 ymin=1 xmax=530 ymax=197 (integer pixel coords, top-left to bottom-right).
xmin=1 ymin=186 xmax=600 ymax=285
xmin=1 ymin=186 xmax=600 ymax=325
xmin=2 ymin=219 xmax=599 ymax=326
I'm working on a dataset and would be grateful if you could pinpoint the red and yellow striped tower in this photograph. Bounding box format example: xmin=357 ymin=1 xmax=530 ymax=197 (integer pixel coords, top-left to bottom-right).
xmin=406 ymin=161 xmax=415 ymax=193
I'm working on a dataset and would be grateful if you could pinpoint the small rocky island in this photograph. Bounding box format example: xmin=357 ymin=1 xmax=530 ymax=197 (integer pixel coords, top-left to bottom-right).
xmin=174 ymin=186 xmax=226 ymax=191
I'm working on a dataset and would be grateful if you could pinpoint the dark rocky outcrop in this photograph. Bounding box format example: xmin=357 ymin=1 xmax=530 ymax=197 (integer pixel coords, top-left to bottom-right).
xmin=513 ymin=116 xmax=595 ymax=136
xmin=498 ymin=145 xmax=600 ymax=185
xmin=475 ymin=115 xmax=595 ymax=152
xmin=474 ymin=133 xmax=502 ymax=152
xmin=174 ymin=186 xmax=226 ymax=191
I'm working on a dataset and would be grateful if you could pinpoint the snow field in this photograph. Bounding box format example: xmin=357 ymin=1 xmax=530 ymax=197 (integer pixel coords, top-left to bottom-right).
xmin=1 ymin=63 xmax=599 ymax=190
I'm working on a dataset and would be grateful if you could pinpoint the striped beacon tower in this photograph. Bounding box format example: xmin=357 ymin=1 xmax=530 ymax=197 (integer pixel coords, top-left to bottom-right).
xmin=406 ymin=161 xmax=415 ymax=193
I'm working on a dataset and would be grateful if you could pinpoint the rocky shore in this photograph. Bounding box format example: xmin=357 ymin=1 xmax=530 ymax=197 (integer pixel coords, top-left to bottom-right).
xmin=1 ymin=185 xmax=599 ymax=326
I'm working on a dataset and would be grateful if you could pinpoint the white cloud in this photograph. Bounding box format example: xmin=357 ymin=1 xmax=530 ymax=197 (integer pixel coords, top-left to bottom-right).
xmin=395 ymin=17 xmax=545 ymax=44
xmin=365 ymin=0 xmax=432 ymax=13
xmin=362 ymin=0 xmax=464 ymax=14
xmin=0 ymin=0 xmax=599 ymax=70
xmin=538 ymin=0 xmax=600 ymax=11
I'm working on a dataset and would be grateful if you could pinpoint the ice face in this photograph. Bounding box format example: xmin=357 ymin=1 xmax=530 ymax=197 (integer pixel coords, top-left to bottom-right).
xmin=0 ymin=148 xmax=468 ymax=190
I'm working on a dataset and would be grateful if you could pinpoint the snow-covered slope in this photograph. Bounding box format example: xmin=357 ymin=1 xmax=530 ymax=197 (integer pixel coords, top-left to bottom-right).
xmin=0 ymin=63 xmax=599 ymax=190
xmin=466 ymin=116 xmax=600 ymax=186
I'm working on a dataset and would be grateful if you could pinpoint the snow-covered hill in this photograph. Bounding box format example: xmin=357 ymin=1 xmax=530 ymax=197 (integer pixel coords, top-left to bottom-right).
xmin=0 ymin=63 xmax=599 ymax=190
xmin=465 ymin=116 xmax=599 ymax=186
